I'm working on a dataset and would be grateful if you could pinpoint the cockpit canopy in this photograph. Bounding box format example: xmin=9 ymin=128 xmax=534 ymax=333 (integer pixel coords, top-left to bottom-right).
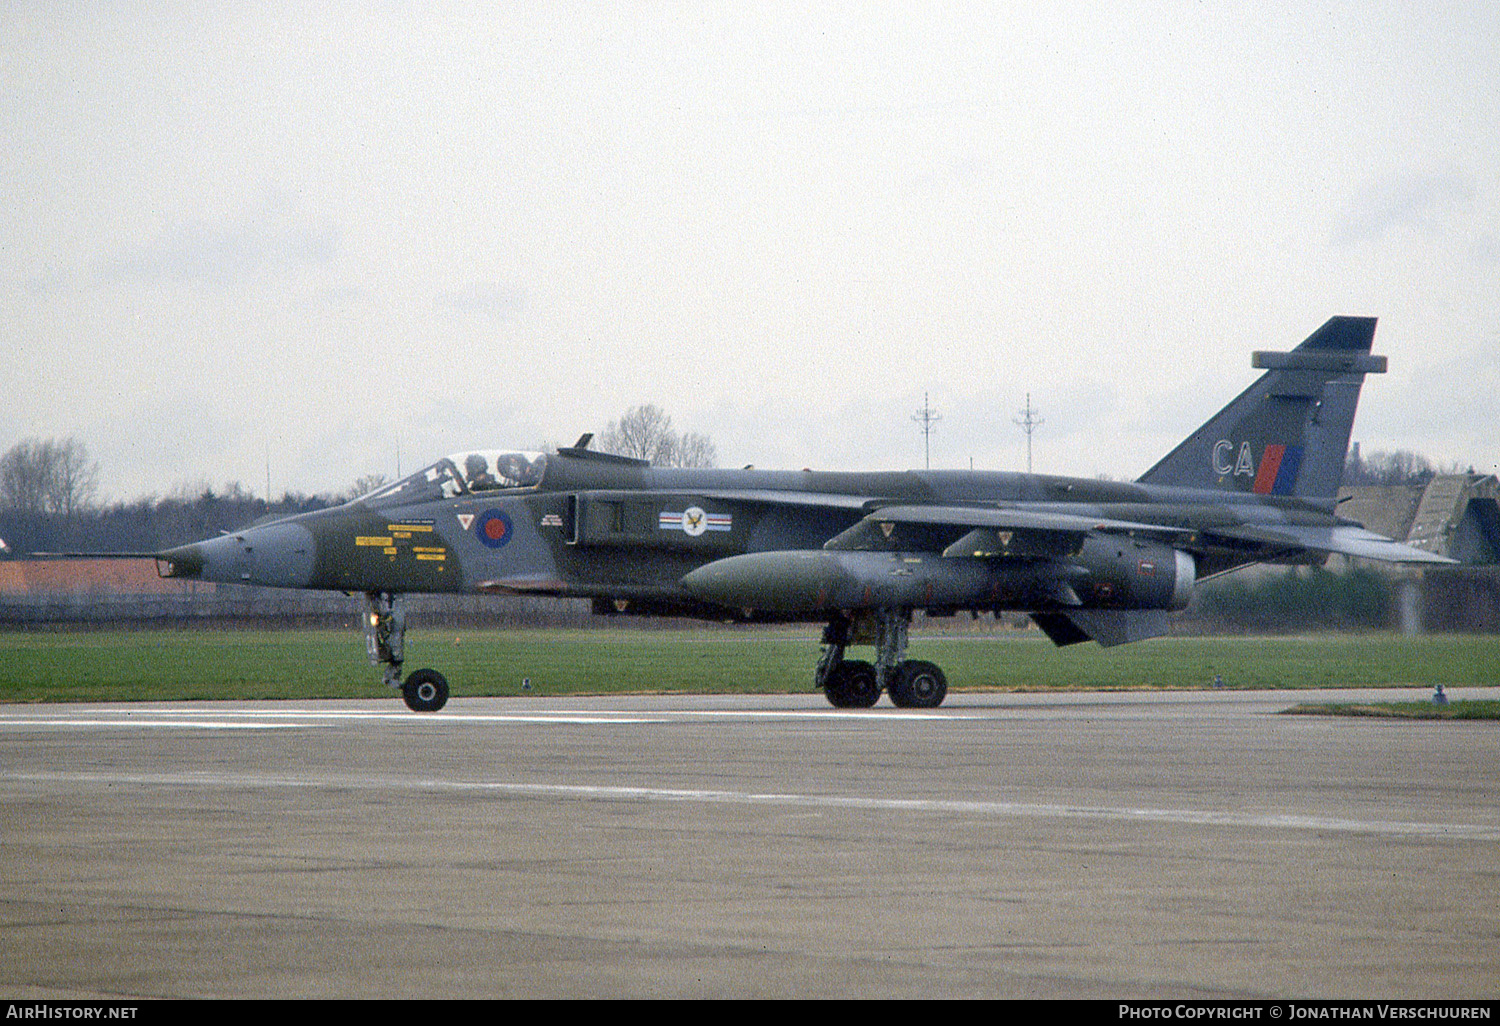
xmin=360 ymin=450 xmax=547 ymax=507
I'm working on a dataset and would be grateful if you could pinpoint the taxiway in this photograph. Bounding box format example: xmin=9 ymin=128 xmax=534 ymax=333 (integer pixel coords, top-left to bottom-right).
xmin=1 ymin=689 xmax=1496 ymax=998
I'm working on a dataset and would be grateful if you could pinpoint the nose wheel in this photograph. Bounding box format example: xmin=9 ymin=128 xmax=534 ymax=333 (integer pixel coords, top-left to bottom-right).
xmin=366 ymin=592 xmax=450 ymax=712
xmin=401 ymin=668 xmax=450 ymax=713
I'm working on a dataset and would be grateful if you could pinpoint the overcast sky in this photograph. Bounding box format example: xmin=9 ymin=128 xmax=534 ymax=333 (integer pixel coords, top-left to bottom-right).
xmin=4 ymin=3 xmax=1497 ymax=501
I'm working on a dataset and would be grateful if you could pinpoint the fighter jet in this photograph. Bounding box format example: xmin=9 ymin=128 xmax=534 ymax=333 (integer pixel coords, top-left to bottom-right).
xmin=156 ymin=316 xmax=1450 ymax=711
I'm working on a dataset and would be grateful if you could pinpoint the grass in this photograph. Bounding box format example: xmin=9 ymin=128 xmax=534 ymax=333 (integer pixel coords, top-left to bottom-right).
xmin=0 ymin=627 xmax=1496 ymax=704
xmin=1282 ymin=699 xmax=1500 ymax=720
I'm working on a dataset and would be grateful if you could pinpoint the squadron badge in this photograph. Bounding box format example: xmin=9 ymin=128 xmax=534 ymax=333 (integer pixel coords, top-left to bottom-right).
xmin=659 ymin=506 xmax=731 ymax=537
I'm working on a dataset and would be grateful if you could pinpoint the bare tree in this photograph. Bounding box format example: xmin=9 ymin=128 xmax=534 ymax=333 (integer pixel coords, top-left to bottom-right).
xmin=673 ymin=430 xmax=717 ymax=469
xmin=601 ymin=403 xmax=674 ymax=463
xmin=49 ymin=437 xmax=100 ymax=515
xmin=0 ymin=437 xmax=99 ymax=514
xmin=344 ymin=473 xmax=390 ymax=502
xmin=599 ymin=405 xmax=717 ymax=468
xmin=0 ymin=440 xmax=49 ymax=512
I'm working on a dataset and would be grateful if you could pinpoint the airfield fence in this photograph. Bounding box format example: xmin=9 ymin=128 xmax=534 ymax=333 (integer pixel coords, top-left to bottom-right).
xmin=0 ymin=588 xmax=596 ymax=630
xmin=2 ymin=567 xmax=1496 ymax=633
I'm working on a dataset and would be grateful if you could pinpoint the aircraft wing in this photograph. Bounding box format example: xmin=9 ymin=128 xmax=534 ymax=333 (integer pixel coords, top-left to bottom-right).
xmin=1200 ymin=523 xmax=1456 ymax=565
xmin=693 ymin=489 xmax=876 ymax=510
xmin=823 ymin=504 xmax=1454 ymax=566
xmin=853 ymin=504 xmax=1179 ymax=536
xmin=822 ymin=504 xmax=1188 ymax=557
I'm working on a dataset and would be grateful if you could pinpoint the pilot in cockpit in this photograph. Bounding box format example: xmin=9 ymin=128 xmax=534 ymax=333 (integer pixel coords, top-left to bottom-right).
xmin=497 ymin=453 xmax=544 ymax=488
xmin=465 ymin=453 xmax=499 ymax=491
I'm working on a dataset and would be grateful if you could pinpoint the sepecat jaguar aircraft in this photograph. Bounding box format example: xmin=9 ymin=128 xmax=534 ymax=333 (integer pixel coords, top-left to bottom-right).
xmin=155 ymin=316 xmax=1451 ymax=711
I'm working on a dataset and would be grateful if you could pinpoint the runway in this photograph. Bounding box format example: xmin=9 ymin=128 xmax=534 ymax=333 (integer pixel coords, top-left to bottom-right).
xmin=2 ymin=689 xmax=1497 ymax=999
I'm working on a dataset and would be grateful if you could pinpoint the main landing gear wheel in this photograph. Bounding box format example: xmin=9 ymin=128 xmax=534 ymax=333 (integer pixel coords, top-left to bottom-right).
xmin=888 ymin=660 xmax=947 ymax=709
xmin=815 ymin=610 xmax=952 ymax=709
xmin=401 ymin=668 xmax=449 ymax=713
xmin=823 ymin=660 xmax=879 ymax=709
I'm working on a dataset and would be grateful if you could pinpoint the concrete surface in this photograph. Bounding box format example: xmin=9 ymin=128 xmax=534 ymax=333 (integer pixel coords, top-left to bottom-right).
xmin=1 ymin=689 xmax=1497 ymax=999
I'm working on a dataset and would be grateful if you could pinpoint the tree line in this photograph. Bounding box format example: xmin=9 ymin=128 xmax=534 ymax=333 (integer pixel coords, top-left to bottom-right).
xmin=1 ymin=405 xmax=717 ymax=555
xmin=1342 ymin=446 xmax=1477 ymax=487
xmin=1 ymin=480 xmax=345 ymax=556
xmin=0 ymin=436 xmax=390 ymax=554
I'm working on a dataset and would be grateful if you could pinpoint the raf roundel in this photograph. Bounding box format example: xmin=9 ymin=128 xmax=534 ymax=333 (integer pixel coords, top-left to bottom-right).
xmin=475 ymin=509 xmax=514 ymax=549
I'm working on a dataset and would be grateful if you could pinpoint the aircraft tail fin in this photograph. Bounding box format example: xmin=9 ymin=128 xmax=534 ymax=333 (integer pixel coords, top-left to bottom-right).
xmin=1135 ymin=317 xmax=1385 ymax=502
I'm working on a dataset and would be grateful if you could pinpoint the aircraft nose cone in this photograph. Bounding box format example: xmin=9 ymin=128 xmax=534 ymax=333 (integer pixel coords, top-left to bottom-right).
xmin=158 ymin=522 xmax=316 ymax=587
xmin=173 ymin=533 xmax=253 ymax=584
xmin=157 ymin=543 xmax=206 ymax=580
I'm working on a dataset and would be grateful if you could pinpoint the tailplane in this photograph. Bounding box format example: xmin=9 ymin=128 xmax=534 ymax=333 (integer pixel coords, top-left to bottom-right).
xmin=1136 ymin=316 xmax=1385 ymax=502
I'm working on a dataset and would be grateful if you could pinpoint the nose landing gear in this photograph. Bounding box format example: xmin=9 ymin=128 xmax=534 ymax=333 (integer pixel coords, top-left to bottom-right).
xmin=365 ymin=592 xmax=450 ymax=712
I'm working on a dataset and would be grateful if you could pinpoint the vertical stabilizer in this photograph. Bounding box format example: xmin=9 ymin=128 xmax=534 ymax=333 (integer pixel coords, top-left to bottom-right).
xmin=1136 ymin=317 xmax=1385 ymax=501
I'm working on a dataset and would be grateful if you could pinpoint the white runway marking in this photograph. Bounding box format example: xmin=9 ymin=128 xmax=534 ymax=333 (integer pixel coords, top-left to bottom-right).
xmin=0 ymin=707 xmax=973 ymax=729
xmin=7 ymin=769 xmax=1498 ymax=842
xmin=0 ymin=710 xmax=664 ymax=727
xmin=0 ymin=719 xmax=308 ymax=730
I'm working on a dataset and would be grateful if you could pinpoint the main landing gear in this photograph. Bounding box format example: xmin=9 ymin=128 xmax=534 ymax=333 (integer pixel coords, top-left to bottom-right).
xmin=366 ymin=592 xmax=449 ymax=712
xmin=814 ymin=609 xmax=948 ymax=709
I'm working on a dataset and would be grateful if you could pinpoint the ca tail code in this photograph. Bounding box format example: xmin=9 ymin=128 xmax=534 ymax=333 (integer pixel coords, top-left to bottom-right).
xmin=1213 ymin=440 xmax=1304 ymax=495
